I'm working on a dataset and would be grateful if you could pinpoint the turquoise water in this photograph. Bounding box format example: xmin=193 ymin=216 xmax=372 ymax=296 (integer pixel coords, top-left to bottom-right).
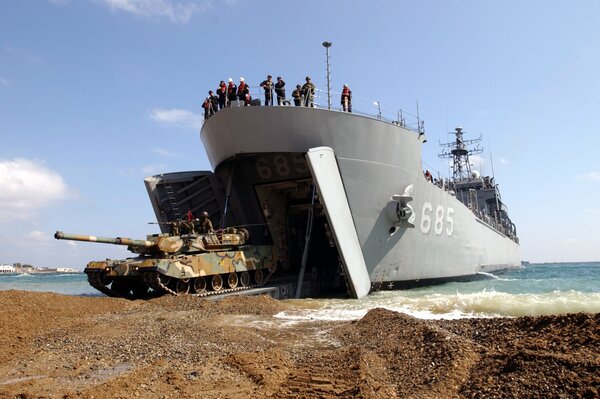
xmin=2 ymin=262 xmax=599 ymax=318
xmin=0 ymin=273 xmax=97 ymax=296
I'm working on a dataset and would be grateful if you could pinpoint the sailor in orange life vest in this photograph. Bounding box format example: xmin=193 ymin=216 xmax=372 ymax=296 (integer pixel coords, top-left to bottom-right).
xmin=226 ymin=78 xmax=237 ymax=106
xmin=237 ymin=77 xmax=251 ymax=106
xmin=341 ymin=84 xmax=352 ymax=112
xmin=217 ymin=80 xmax=227 ymax=109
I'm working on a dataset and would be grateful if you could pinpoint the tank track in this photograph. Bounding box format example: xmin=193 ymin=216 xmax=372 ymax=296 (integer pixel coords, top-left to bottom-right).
xmin=141 ymin=269 xmax=274 ymax=298
xmin=86 ymin=269 xmax=274 ymax=299
xmin=87 ymin=272 xmax=122 ymax=298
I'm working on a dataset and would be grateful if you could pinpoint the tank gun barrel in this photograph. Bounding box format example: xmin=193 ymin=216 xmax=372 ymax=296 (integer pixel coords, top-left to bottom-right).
xmin=54 ymin=231 xmax=155 ymax=248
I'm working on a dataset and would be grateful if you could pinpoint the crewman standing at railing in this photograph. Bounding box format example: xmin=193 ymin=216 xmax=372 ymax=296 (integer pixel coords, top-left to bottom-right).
xmin=227 ymin=78 xmax=237 ymax=106
xmin=301 ymin=76 xmax=316 ymax=107
xmin=260 ymin=75 xmax=274 ymax=106
xmin=217 ymin=80 xmax=227 ymax=109
xmin=202 ymin=92 xmax=217 ymax=119
xmin=275 ymin=76 xmax=286 ymax=105
xmin=341 ymin=84 xmax=352 ymax=112
xmin=237 ymin=77 xmax=250 ymax=106
xmin=292 ymin=84 xmax=303 ymax=106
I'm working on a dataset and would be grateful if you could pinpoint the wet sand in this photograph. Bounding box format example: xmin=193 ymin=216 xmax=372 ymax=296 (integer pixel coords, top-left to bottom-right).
xmin=0 ymin=290 xmax=598 ymax=398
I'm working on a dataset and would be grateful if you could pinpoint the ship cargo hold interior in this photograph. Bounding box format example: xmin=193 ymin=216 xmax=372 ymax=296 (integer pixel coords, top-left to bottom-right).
xmin=144 ymin=152 xmax=350 ymax=298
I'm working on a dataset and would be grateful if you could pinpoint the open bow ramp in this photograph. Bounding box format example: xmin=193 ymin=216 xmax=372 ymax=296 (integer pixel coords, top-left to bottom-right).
xmin=306 ymin=147 xmax=371 ymax=299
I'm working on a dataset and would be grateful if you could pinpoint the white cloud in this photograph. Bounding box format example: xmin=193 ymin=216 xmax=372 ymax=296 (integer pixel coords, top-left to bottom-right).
xmin=153 ymin=148 xmax=183 ymax=158
xmin=577 ymin=171 xmax=600 ymax=181
xmin=497 ymin=156 xmax=509 ymax=165
xmin=149 ymin=108 xmax=202 ymax=130
xmin=141 ymin=164 xmax=167 ymax=175
xmin=25 ymin=230 xmax=51 ymax=243
xmin=0 ymin=159 xmax=71 ymax=222
xmin=99 ymin=0 xmax=212 ymax=23
xmin=0 ymin=77 xmax=11 ymax=87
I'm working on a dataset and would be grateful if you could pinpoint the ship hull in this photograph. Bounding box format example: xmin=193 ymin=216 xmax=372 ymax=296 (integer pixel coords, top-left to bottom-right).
xmin=147 ymin=105 xmax=520 ymax=298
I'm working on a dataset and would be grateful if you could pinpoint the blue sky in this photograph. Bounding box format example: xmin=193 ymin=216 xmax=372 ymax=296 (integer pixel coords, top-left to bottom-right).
xmin=1 ymin=0 xmax=599 ymax=268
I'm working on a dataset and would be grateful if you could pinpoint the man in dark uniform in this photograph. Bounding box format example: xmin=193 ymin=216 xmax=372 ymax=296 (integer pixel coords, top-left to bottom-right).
xmin=301 ymin=76 xmax=316 ymax=107
xmin=227 ymin=78 xmax=237 ymax=106
xmin=208 ymin=91 xmax=219 ymax=113
xmin=217 ymin=80 xmax=227 ymax=109
xmin=237 ymin=77 xmax=250 ymax=106
xmin=275 ymin=76 xmax=286 ymax=105
xmin=202 ymin=96 xmax=215 ymax=119
xmin=260 ymin=75 xmax=274 ymax=106
xmin=292 ymin=84 xmax=303 ymax=106
xmin=341 ymin=84 xmax=352 ymax=112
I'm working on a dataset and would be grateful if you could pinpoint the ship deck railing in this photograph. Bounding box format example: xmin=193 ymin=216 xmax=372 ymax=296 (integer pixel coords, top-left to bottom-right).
xmin=204 ymin=86 xmax=425 ymax=135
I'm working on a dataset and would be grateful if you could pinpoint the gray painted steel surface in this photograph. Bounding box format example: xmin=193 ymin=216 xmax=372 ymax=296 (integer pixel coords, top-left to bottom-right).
xmin=200 ymin=106 xmax=520 ymax=286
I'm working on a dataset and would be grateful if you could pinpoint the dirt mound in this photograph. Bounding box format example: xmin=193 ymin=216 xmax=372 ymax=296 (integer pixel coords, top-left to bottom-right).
xmin=1 ymin=291 xmax=599 ymax=398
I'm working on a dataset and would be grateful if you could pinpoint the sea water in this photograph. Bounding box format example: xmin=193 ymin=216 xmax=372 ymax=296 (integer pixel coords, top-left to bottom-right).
xmin=1 ymin=262 xmax=599 ymax=319
xmin=276 ymin=262 xmax=600 ymax=321
xmin=0 ymin=273 xmax=98 ymax=296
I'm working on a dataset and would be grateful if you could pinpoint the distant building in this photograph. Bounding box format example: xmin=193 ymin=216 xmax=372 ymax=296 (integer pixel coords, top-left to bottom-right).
xmin=56 ymin=267 xmax=78 ymax=273
xmin=0 ymin=264 xmax=16 ymax=273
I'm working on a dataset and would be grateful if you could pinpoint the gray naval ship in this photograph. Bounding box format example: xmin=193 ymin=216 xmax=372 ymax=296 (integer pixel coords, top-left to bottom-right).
xmin=144 ymin=99 xmax=520 ymax=299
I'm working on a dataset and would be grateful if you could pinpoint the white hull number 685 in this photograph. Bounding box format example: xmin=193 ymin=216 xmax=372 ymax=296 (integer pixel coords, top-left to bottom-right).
xmin=420 ymin=202 xmax=454 ymax=236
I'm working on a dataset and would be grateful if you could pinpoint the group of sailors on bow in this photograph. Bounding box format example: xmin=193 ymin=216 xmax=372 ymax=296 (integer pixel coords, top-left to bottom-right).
xmin=202 ymin=75 xmax=352 ymax=119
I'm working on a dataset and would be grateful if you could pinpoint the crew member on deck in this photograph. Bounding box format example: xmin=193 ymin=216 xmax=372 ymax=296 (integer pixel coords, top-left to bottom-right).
xmin=292 ymin=84 xmax=303 ymax=106
xmin=260 ymin=75 xmax=274 ymax=106
xmin=301 ymin=76 xmax=316 ymax=107
xmin=341 ymin=84 xmax=352 ymax=112
xmin=217 ymin=80 xmax=227 ymax=109
xmin=275 ymin=76 xmax=286 ymax=105
xmin=227 ymin=78 xmax=237 ymax=106
xmin=237 ymin=77 xmax=250 ymax=106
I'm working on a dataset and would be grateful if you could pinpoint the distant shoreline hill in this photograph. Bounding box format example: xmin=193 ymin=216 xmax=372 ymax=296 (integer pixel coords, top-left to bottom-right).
xmin=0 ymin=264 xmax=80 ymax=274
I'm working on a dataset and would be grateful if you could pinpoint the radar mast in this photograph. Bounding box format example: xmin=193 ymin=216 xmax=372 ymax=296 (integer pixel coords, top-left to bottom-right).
xmin=438 ymin=127 xmax=483 ymax=181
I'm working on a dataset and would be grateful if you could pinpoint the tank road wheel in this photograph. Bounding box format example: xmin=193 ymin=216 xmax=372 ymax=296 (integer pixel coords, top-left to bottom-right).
xmin=159 ymin=274 xmax=172 ymax=287
xmin=239 ymin=271 xmax=250 ymax=287
xmin=254 ymin=269 xmax=264 ymax=285
xmin=194 ymin=277 xmax=207 ymax=294
xmin=211 ymin=275 xmax=223 ymax=291
xmin=227 ymin=273 xmax=239 ymax=289
xmin=175 ymin=279 xmax=190 ymax=294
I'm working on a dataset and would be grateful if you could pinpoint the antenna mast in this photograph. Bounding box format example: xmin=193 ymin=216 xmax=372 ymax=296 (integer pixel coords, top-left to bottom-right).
xmin=439 ymin=127 xmax=483 ymax=180
xmin=322 ymin=41 xmax=332 ymax=110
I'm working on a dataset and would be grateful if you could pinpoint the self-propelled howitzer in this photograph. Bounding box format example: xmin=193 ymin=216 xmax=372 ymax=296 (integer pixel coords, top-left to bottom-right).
xmin=54 ymin=229 xmax=277 ymax=299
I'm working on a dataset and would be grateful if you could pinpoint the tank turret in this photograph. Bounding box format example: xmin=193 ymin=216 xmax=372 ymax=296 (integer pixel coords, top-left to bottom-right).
xmin=54 ymin=228 xmax=276 ymax=299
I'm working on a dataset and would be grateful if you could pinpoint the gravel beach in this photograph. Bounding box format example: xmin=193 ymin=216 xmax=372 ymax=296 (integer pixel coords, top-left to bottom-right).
xmin=0 ymin=290 xmax=598 ymax=398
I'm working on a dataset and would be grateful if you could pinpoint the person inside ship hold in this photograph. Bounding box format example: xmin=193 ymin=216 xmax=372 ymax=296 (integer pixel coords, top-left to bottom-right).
xmin=292 ymin=84 xmax=303 ymax=106
xmin=301 ymin=76 xmax=316 ymax=107
xmin=217 ymin=80 xmax=227 ymax=109
xmin=196 ymin=211 xmax=214 ymax=233
xmin=226 ymin=78 xmax=237 ymax=106
xmin=275 ymin=76 xmax=286 ymax=105
xmin=260 ymin=75 xmax=274 ymax=106
xmin=237 ymin=77 xmax=250 ymax=106
xmin=341 ymin=84 xmax=352 ymax=112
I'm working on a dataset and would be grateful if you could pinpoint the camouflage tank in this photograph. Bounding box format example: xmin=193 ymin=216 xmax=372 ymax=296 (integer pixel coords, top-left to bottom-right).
xmin=54 ymin=227 xmax=278 ymax=299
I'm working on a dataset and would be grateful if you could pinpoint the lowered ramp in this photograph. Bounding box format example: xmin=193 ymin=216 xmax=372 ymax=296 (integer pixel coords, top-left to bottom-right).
xmin=306 ymin=147 xmax=371 ymax=299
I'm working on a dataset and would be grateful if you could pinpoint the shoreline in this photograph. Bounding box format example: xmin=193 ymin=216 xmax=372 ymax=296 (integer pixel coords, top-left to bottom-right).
xmin=0 ymin=290 xmax=598 ymax=398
